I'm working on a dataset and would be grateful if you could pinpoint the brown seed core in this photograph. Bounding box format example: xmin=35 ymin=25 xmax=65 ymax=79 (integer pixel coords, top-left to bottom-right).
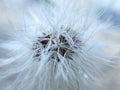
xmin=33 ymin=34 xmax=74 ymax=62
xmin=40 ymin=35 xmax=51 ymax=48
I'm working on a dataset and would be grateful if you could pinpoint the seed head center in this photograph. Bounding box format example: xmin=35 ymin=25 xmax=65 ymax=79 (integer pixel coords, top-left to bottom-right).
xmin=32 ymin=30 xmax=81 ymax=62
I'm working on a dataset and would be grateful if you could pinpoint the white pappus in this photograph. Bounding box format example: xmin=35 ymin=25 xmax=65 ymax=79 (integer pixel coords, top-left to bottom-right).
xmin=0 ymin=0 xmax=114 ymax=90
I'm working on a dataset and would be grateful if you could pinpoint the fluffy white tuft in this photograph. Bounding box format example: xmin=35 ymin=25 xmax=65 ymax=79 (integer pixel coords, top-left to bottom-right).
xmin=0 ymin=0 xmax=115 ymax=90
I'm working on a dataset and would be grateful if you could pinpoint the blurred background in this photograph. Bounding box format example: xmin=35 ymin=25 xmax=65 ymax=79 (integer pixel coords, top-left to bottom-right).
xmin=0 ymin=0 xmax=120 ymax=90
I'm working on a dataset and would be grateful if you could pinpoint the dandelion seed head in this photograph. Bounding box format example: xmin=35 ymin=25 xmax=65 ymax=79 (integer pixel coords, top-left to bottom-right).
xmin=0 ymin=0 xmax=115 ymax=90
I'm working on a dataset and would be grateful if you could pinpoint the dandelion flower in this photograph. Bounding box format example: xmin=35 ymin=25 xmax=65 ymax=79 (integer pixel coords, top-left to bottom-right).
xmin=0 ymin=0 xmax=114 ymax=90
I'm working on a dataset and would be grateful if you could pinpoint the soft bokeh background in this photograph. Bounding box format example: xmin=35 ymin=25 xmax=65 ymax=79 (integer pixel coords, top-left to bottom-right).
xmin=0 ymin=0 xmax=120 ymax=90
